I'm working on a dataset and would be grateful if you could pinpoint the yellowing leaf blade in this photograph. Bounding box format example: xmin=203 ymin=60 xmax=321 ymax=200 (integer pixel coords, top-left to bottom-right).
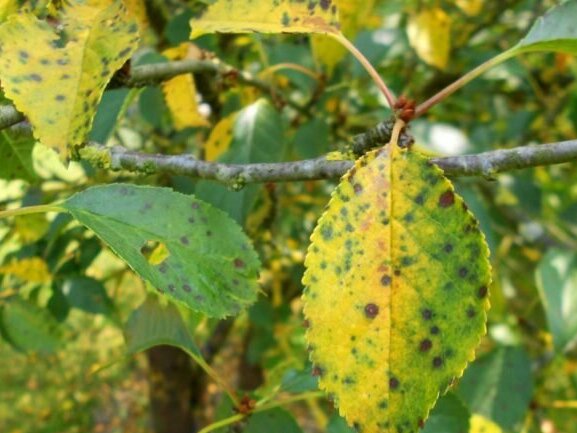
xmin=303 ymin=144 xmax=491 ymax=433
xmin=407 ymin=8 xmax=452 ymax=69
xmin=189 ymin=0 xmax=341 ymax=39
xmin=0 ymin=0 xmax=139 ymax=158
xmin=204 ymin=113 xmax=237 ymax=161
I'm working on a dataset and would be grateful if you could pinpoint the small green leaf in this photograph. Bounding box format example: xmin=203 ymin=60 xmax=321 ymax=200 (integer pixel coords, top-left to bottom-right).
xmin=59 ymin=276 xmax=114 ymax=316
xmin=0 ymin=298 xmax=62 ymax=353
xmin=244 ymin=408 xmax=303 ymax=433
xmin=61 ymin=184 xmax=261 ymax=318
xmin=0 ymin=0 xmax=139 ymax=158
xmin=124 ymin=296 xmax=201 ymax=356
xmin=0 ymin=129 xmax=36 ymax=182
xmin=536 ymin=249 xmax=577 ymax=352
xmin=422 ymin=393 xmax=470 ymax=433
xmin=327 ymin=414 xmax=356 ymax=433
xmin=281 ymin=367 xmax=319 ymax=393
xmin=456 ymin=346 xmax=533 ymax=431
xmin=512 ymin=0 xmax=577 ymax=55
xmin=89 ymin=88 xmax=131 ymax=143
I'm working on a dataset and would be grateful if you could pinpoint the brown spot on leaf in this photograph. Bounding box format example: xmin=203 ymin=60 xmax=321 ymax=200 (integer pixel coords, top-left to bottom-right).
xmin=389 ymin=377 xmax=400 ymax=390
xmin=420 ymin=339 xmax=432 ymax=352
xmin=364 ymin=303 xmax=379 ymax=318
xmin=183 ymin=284 xmax=192 ymax=292
xmin=478 ymin=286 xmax=488 ymax=298
xmin=458 ymin=267 xmax=468 ymax=278
xmin=234 ymin=258 xmax=245 ymax=268
xmin=433 ymin=357 xmax=443 ymax=368
xmin=381 ymin=275 xmax=391 ymax=286
xmin=180 ymin=236 xmax=189 ymax=245
xmin=422 ymin=309 xmax=433 ymax=320
xmin=438 ymin=190 xmax=455 ymax=208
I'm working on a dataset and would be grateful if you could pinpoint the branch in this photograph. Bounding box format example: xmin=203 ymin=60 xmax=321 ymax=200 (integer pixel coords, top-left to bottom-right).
xmin=83 ymin=139 xmax=577 ymax=184
xmin=0 ymin=57 xmax=308 ymax=130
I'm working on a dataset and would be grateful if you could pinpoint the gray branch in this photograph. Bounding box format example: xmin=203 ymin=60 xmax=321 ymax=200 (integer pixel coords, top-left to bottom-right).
xmin=0 ymin=105 xmax=25 ymax=130
xmin=83 ymin=139 xmax=577 ymax=184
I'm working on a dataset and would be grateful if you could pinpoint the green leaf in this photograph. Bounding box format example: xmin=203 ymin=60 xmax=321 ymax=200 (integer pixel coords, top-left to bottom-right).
xmin=511 ymin=0 xmax=577 ymax=55
xmin=124 ymin=296 xmax=201 ymax=356
xmin=61 ymin=184 xmax=261 ymax=318
xmin=89 ymin=88 xmax=131 ymax=143
xmin=456 ymin=346 xmax=533 ymax=431
xmin=422 ymin=393 xmax=470 ymax=433
xmin=0 ymin=298 xmax=62 ymax=353
xmin=0 ymin=129 xmax=36 ymax=182
xmin=536 ymin=249 xmax=577 ymax=352
xmin=195 ymin=99 xmax=285 ymax=224
xmin=189 ymin=0 xmax=340 ymax=40
xmin=303 ymin=143 xmax=491 ymax=433
xmin=244 ymin=408 xmax=303 ymax=433
xmin=59 ymin=276 xmax=114 ymax=316
xmin=0 ymin=0 xmax=139 ymax=158
xmin=281 ymin=367 xmax=319 ymax=393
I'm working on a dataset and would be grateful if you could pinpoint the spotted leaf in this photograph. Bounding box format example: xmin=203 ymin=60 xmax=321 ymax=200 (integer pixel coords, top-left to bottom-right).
xmin=189 ymin=0 xmax=340 ymax=39
xmin=61 ymin=184 xmax=261 ymax=318
xmin=407 ymin=8 xmax=452 ymax=69
xmin=0 ymin=0 xmax=139 ymax=159
xmin=303 ymin=142 xmax=491 ymax=433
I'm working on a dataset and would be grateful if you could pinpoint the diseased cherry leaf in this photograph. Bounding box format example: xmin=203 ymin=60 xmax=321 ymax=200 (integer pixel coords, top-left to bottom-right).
xmin=61 ymin=184 xmax=261 ymax=318
xmin=189 ymin=0 xmax=340 ymax=40
xmin=0 ymin=0 xmax=139 ymax=159
xmin=512 ymin=0 xmax=577 ymax=55
xmin=303 ymin=143 xmax=491 ymax=433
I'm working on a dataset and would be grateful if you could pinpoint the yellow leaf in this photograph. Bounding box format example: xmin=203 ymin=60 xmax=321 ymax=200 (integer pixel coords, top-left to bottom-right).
xmin=455 ymin=0 xmax=483 ymax=17
xmin=311 ymin=0 xmax=377 ymax=74
xmin=205 ymin=113 xmax=237 ymax=161
xmin=123 ymin=0 xmax=148 ymax=32
xmin=189 ymin=0 xmax=341 ymax=39
xmin=407 ymin=8 xmax=452 ymax=69
xmin=0 ymin=257 xmax=51 ymax=284
xmin=470 ymin=415 xmax=503 ymax=433
xmin=13 ymin=214 xmax=49 ymax=244
xmin=0 ymin=0 xmax=139 ymax=159
xmin=0 ymin=0 xmax=17 ymax=22
xmin=161 ymin=43 xmax=209 ymax=130
xmin=303 ymin=139 xmax=491 ymax=432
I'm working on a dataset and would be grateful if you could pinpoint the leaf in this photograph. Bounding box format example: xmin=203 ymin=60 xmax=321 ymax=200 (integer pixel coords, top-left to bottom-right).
xmin=0 ymin=298 xmax=62 ymax=353
xmin=189 ymin=0 xmax=341 ymax=39
xmin=422 ymin=393 xmax=470 ymax=433
xmin=407 ymin=8 xmax=452 ymax=69
xmin=327 ymin=414 xmax=356 ymax=433
xmin=61 ymin=184 xmax=260 ymax=317
xmin=0 ymin=0 xmax=139 ymax=158
xmin=0 ymin=0 xmax=16 ymax=23
xmin=244 ymin=408 xmax=303 ymax=433
xmin=0 ymin=257 xmax=51 ymax=284
xmin=124 ymin=296 xmax=201 ymax=356
xmin=162 ymin=43 xmax=209 ymax=130
xmin=455 ymin=0 xmax=483 ymax=17
xmin=536 ymin=249 xmax=577 ymax=352
xmin=0 ymin=129 xmax=37 ymax=182
xmin=281 ymin=367 xmax=319 ymax=393
xmin=59 ymin=276 xmax=114 ymax=316
xmin=512 ymin=0 xmax=577 ymax=55
xmin=303 ymin=143 xmax=491 ymax=433
xmin=89 ymin=88 xmax=131 ymax=143
xmin=205 ymin=113 xmax=237 ymax=161
xmin=456 ymin=346 xmax=533 ymax=431
xmin=469 ymin=415 xmax=503 ymax=433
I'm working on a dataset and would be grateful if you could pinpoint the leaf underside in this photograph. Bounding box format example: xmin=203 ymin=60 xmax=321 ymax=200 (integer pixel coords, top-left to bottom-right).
xmin=0 ymin=0 xmax=139 ymax=158
xmin=189 ymin=0 xmax=340 ymax=39
xmin=62 ymin=184 xmax=261 ymax=318
xmin=303 ymin=144 xmax=491 ymax=433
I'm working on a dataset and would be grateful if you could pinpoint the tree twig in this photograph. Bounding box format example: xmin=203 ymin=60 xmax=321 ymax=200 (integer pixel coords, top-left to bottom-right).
xmin=83 ymin=139 xmax=577 ymax=184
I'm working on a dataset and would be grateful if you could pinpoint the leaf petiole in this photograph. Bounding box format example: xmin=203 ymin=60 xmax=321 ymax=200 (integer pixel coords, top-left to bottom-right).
xmin=0 ymin=204 xmax=63 ymax=220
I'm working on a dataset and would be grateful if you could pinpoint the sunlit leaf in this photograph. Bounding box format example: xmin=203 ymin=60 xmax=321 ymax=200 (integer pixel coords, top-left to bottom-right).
xmin=125 ymin=296 xmax=201 ymax=356
xmin=469 ymin=415 xmax=503 ymax=433
xmin=456 ymin=346 xmax=533 ymax=431
xmin=512 ymin=0 xmax=577 ymax=55
xmin=0 ymin=0 xmax=139 ymax=158
xmin=61 ymin=184 xmax=261 ymax=318
xmin=536 ymin=249 xmax=577 ymax=352
xmin=0 ymin=298 xmax=62 ymax=353
xmin=0 ymin=0 xmax=16 ymax=22
xmin=303 ymin=142 xmax=491 ymax=433
xmin=189 ymin=0 xmax=341 ymax=39
xmin=0 ymin=129 xmax=36 ymax=182
xmin=162 ymin=43 xmax=209 ymax=130
xmin=0 ymin=257 xmax=51 ymax=284
xmin=455 ymin=0 xmax=483 ymax=17
xmin=205 ymin=113 xmax=237 ymax=161
xmin=407 ymin=8 xmax=452 ymax=69
xmin=13 ymin=214 xmax=49 ymax=244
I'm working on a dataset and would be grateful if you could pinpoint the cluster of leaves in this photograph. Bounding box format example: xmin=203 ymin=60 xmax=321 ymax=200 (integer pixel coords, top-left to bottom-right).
xmin=1 ymin=0 xmax=577 ymax=433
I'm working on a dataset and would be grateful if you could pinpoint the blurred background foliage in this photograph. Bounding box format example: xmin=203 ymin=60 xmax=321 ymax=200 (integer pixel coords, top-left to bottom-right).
xmin=1 ymin=0 xmax=577 ymax=432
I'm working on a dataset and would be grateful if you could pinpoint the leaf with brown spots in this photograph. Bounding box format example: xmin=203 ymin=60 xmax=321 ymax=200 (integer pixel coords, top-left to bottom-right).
xmin=303 ymin=137 xmax=491 ymax=432
xmin=189 ymin=0 xmax=340 ymax=39
xmin=61 ymin=184 xmax=261 ymax=318
xmin=0 ymin=0 xmax=139 ymax=159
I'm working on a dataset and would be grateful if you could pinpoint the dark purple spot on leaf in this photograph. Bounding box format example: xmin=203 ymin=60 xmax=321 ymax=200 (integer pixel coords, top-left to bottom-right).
xmin=183 ymin=284 xmax=192 ymax=292
xmin=433 ymin=357 xmax=443 ymax=368
xmin=438 ymin=190 xmax=455 ymax=208
xmin=365 ymin=303 xmax=379 ymax=318
xmin=353 ymin=183 xmax=363 ymax=195
xmin=443 ymin=243 xmax=453 ymax=253
xmin=381 ymin=275 xmax=391 ymax=286
xmin=430 ymin=326 xmax=440 ymax=335
xmin=459 ymin=267 xmax=468 ymax=278
xmin=422 ymin=309 xmax=433 ymax=320
xmin=234 ymin=258 xmax=245 ymax=268
xmin=389 ymin=377 xmax=400 ymax=390
xmin=420 ymin=339 xmax=432 ymax=352
xmin=180 ymin=236 xmax=189 ymax=245
xmin=478 ymin=286 xmax=488 ymax=298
